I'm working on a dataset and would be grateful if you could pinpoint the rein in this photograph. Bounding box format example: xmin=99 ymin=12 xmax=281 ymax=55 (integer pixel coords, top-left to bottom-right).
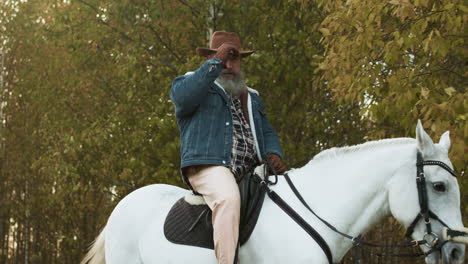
xmin=260 ymin=151 xmax=457 ymax=262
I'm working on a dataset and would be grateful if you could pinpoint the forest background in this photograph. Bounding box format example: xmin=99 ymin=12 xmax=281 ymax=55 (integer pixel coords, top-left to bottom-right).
xmin=0 ymin=0 xmax=466 ymax=263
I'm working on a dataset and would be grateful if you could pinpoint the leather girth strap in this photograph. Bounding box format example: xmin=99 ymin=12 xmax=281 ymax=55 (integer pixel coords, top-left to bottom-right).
xmin=260 ymin=182 xmax=333 ymax=264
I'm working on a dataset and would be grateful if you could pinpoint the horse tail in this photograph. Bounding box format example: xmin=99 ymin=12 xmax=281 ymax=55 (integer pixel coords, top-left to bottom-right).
xmin=81 ymin=227 xmax=106 ymax=264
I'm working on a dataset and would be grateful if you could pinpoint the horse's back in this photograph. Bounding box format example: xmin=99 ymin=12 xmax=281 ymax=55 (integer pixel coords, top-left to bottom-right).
xmin=108 ymin=184 xmax=186 ymax=226
xmin=105 ymin=182 xmax=331 ymax=264
xmin=105 ymin=184 xmax=188 ymax=263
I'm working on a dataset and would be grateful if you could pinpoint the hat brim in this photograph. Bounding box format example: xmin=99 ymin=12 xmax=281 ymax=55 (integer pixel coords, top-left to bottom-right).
xmin=196 ymin=48 xmax=255 ymax=58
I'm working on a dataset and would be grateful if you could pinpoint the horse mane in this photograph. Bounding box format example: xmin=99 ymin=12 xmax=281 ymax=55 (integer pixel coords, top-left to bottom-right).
xmin=312 ymin=138 xmax=415 ymax=162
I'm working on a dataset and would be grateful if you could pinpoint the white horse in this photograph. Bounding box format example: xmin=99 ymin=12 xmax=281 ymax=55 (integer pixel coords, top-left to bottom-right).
xmin=82 ymin=121 xmax=465 ymax=264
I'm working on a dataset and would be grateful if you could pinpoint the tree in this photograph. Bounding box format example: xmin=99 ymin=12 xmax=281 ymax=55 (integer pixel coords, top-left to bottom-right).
xmin=6 ymin=0 xmax=462 ymax=263
xmin=317 ymin=0 xmax=465 ymax=168
xmin=317 ymin=0 xmax=466 ymax=262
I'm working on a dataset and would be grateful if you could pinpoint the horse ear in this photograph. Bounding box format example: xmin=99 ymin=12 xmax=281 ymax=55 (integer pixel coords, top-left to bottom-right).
xmin=416 ymin=120 xmax=435 ymax=155
xmin=438 ymin=131 xmax=450 ymax=151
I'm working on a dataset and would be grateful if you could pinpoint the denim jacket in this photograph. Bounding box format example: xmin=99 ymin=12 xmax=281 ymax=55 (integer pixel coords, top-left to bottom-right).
xmin=170 ymin=58 xmax=283 ymax=170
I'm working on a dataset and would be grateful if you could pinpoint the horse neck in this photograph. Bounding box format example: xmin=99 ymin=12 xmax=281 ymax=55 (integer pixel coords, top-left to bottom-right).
xmin=293 ymin=142 xmax=415 ymax=257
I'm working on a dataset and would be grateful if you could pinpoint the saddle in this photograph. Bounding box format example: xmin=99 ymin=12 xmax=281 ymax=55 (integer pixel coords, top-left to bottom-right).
xmin=163 ymin=171 xmax=266 ymax=249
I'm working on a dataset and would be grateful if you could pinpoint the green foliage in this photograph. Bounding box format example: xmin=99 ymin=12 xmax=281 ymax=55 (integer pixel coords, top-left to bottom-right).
xmin=317 ymin=0 xmax=466 ymax=166
xmin=0 ymin=0 xmax=464 ymax=263
xmin=316 ymin=0 xmax=467 ymax=261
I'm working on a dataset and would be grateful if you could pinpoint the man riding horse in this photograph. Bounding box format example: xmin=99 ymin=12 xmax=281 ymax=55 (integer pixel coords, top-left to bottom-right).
xmin=170 ymin=31 xmax=287 ymax=264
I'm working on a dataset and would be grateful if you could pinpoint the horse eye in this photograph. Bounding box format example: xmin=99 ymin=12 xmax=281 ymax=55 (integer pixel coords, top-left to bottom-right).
xmin=432 ymin=182 xmax=446 ymax=192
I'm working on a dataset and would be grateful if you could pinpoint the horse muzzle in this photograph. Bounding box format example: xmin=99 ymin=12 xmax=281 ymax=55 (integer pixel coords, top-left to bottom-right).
xmin=424 ymin=240 xmax=465 ymax=264
xmin=441 ymin=241 xmax=465 ymax=264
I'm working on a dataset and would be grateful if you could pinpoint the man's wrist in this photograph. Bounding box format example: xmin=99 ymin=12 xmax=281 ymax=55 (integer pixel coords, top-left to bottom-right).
xmin=208 ymin=58 xmax=223 ymax=73
xmin=267 ymin=153 xmax=283 ymax=160
xmin=209 ymin=57 xmax=222 ymax=64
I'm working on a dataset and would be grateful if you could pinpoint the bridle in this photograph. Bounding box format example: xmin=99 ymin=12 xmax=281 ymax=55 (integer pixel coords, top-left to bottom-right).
xmin=404 ymin=150 xmax=457 ymax=254
xmin=261 ymin=150 xmax=458 ymax=263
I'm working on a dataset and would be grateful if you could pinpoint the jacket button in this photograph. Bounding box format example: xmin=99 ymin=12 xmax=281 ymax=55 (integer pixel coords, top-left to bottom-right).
xmin=222 ymin=160 xmax=226 ymax=164
xmin=226 ymin=122 xmax=230 ymax=126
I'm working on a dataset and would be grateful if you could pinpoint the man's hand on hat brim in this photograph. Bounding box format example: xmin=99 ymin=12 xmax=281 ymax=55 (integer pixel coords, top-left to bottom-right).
xmin=214 ymin=43 xmax=240 ymax=64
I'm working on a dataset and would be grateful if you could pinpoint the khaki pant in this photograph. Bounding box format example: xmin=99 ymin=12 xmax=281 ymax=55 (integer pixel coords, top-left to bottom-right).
xmin=187 ymin=165 xmax=240 ymax=264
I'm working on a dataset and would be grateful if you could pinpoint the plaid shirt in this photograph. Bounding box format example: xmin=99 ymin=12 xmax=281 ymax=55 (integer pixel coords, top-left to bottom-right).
xmin=229 ymin=95 xmax=259 ymax=181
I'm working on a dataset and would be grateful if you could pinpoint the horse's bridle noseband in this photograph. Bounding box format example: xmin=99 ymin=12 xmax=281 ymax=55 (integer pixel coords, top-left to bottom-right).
xmin=404 ymin=151 xmax=457 ymax=252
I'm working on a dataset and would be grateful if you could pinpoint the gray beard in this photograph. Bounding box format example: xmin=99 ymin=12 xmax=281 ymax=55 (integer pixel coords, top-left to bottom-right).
xmin=216 ymin=71 xmax=246 ymax=97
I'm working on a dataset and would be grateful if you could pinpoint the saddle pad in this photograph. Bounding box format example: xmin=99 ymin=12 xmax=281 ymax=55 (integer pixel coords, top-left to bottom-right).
xmin=164 ymin=188 xmax=266 ymax=249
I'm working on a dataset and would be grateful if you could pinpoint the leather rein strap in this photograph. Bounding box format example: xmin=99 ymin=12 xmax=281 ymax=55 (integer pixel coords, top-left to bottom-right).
xmin=261 ymin=157 xmax=333 ymax=264
xmin=261 ymin=150 xmax=458 ymax=262
xmin=282 ymin=173 xmax=428 ymax=248
xmin=260 ymin=182 xmax=334 ymax=264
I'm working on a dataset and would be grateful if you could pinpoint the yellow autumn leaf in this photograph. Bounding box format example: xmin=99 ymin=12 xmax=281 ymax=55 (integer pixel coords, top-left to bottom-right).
xmin=319 ymin=63 xmax=329 ymax=70
xmin=421 ymin=88 xmax=430 ymax=99
xmin=319 ymin=28 xmax=331 ymax=36
xmin=444 ymin=87 xmax=456 ymax=96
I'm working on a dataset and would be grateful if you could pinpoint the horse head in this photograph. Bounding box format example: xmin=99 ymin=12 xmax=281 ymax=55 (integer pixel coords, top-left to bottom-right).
xmin=388 ymin=121 xmax=465 ymax=264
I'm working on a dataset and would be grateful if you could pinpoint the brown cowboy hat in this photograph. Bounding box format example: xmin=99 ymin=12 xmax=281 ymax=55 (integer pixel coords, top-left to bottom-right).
xmin=196 ymin=31 xmax=255 ymax=58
